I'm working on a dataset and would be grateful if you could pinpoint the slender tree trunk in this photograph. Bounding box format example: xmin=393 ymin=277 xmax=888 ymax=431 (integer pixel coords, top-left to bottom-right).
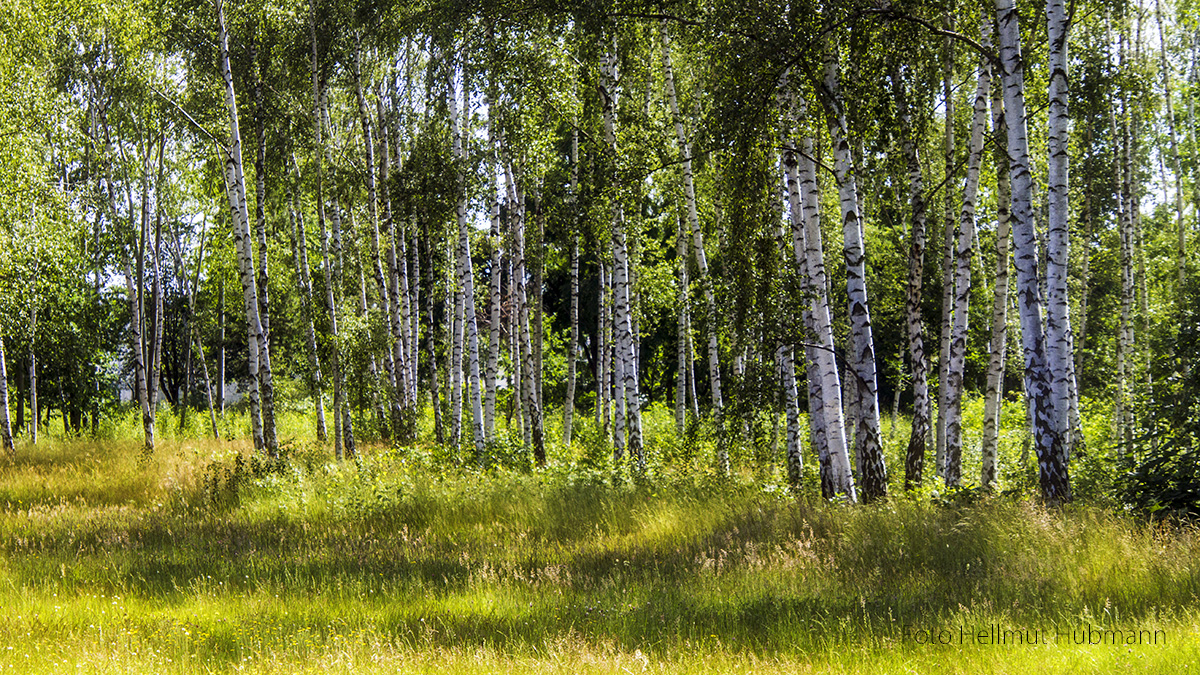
xmin=995 ymin=0 xmax=1070 ymax=502
xmin=377 ymin=97 xmax=413 ymax=441
xmin=486 ymin=95 xmax=502 ymax=442
xmin=820 ymin=35 xmax=883 ymax=501
xmin=1 ymin=337 xmax=13 ymax=453
xmin=676 ymin=214 xmax=689 ymax=435
xmin=1190 ymin=31 xmax=1200 ymax=221
xmin=894 ymin=66 xmax=932 ymax=490
xmin=982 ymin=65 xmax=1011 ymax=491
xmin=450 ymin=70 xmax=485 ymax=457
xmin=250 ymin=31 xmax=271 ymax=360
xmin=217 ymin=279 xmax=225 ymax=416
xmin=149 ymin=134 xmax=166 ymax=450
xmin=798 ymin=132 xmax=850 ymax=501
xmin=597 ymin=261 xmax=610 ymax=433
xmin=565 ymin=230 xmax=580 ymax=445
xmin=662 ymin=28 xmax=723 ymax=470
xmin=290 ymin=188 xmax=328 ymax=442
xmin=945 ymin=27 xmax=991 ymax=488
xmin=219 ymin=0 xmax=276 ymax=457
xmin=937 ymin=21 xmax=956 ymax=480
xmin=355 ymin=35 xmax=399 ymax=439
xmin=1155 ymin=0 xmax=1188 ymax=292
xmin=310 ymin=4 xmax=350 ymax=458
xmin=124 ymin=262 xmax=149 ymax=453
xmin=1046 ymin=0 xmax=1077 ymax=459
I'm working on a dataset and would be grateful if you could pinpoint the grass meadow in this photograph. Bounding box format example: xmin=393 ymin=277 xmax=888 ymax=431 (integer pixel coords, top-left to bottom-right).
xmin=0 ymin=400 xmax=1197 ymax=673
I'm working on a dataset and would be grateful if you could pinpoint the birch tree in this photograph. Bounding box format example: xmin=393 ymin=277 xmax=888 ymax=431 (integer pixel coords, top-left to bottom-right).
xmin=218 ymin=0 xmax=277 ymax=457
xmin=995 ymin=0 xmax=1070 ymax=502
xmin=662 ymin=25 xmax=722 ymax=467
xmin=982 ymin=61 xmax=1011 ymax=491
xmin=944 ymin=21 xmax=991 ymax=488
xmin=0 ymin=336 xmax=12 ymax=453
xmin=819 ymin=33 xmax=885 ymax=502
xmin=893 ymin=65 xmax=932 ymax=489
xmin=1045 ymin=0 xmax=1078 ymax=458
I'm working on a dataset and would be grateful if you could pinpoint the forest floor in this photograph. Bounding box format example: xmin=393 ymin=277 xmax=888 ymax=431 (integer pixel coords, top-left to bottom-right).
xmin=0 ymin=428 xmax=1197 ymax=673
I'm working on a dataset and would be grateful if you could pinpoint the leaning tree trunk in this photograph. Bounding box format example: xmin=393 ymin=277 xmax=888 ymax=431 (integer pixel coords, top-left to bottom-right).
xmin=893 ymin=66 xmax=932 ymax=490
xmin=820 ymin=34 xmax=883 ymax=502
xmin=219 ymin=0 xmax=277 ymax=457
xmin=797 ymin=129 xmax=851 ymax=501
xmin=945 ymin=26 xmax=990 ymax=488
xmin=0 ymin=337 xmax=12 ymax=453
xmin=123 ymin=261 xmax=151 ymax=455
xmin=995 ymin=0 xmax=1069 ymax=502
xmin=982 ymin=65 xmax=1011 ymax=491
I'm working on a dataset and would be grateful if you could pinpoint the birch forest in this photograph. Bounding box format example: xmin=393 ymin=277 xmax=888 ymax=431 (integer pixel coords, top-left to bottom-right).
xmin=5 ymin=0 xmax=1200 ymax=512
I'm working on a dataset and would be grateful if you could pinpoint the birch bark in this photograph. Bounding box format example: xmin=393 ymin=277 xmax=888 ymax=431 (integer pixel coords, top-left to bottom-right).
xmin=937 ymin=25 xmax=956 ymax=480
xmin=982 ymin=66 xmax=1011 ymax=490
xmin=995 ymin=0 xmax=1070 ymax=502
xmin=220 ymin=0 xmax=277 ymax=457
xmin=820 ymin=35 xmax=883 ymax=501
xmin=893 ymin=67 xmax=932 ymax=489
xmin=451 ymin=71 xmax=485 ymax=456
xmin=662 ymin=27 xmax=723 ymax=466
xmin=1 ymin=337 xmax=13 ymax=453
xmin=1046 ymin=0 xmax=1077 ymax=456
xmin=799 ymin=132 xmax=850 ymax=500
xmin=1155 ymin=0 xmax=1187 ymax=291
xmin=945 ymin=26 xmax=990 ymax=488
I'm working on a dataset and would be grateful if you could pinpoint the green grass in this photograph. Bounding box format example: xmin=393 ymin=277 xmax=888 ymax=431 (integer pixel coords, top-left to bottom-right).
xmin=0 ymin=407 xmax=1197 ymax=673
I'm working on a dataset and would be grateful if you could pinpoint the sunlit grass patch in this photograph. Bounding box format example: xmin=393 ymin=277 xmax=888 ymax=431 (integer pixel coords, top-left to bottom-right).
xmin=0 ymin=434 xmax=1197 ymax=672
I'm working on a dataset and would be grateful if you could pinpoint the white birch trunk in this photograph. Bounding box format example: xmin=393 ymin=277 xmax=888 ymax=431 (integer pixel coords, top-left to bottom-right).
xmin=290 ymin=191 xmax=328 ymax=442
xmin=564 ymin=122 xmax=580 ymax=446
xmin=893 ymin=67 xmax=932 ymax=489
xmin=1155 ymin=0 xmax=1187 ymax=291
xmin=486 ymin=101 xmax=502 ymax=442
xmin=821 ymin=36 xmax=883 ymax=501
xmin=676 ymin=215 xmax=689 ymax=435
xmin=982 ymin=66 xmax=1011 ymax=490
xmin=945 ymin=28 xmax=990 ymax=488
xmin=1046 ymin=0 xmax=1077 ymax=456
xmin=220 ymin=0 xmax=277 ymax=457
xmin=355 ymin=36 xmax=400 ymax=438
xmin=799 ymin=132 xmax=850 ymax=501
xmin=663 ymin=31 xmax=722 ymax=469
xmin=937 ymin=26 xmax=956 ymax=480
xmin=1115 ymin=28 xmax=1135 ymax=452
xmin=124 ymin=261 xmax=152 ymax=455
xmin=995 ymin=0 xmax=1069 ymax=501
xmin=597 ymin=261 xmax=611 ymax=433
xmin=1 ymin=337 xmax=14 ymax=453
xmin=451 ymin=72 xmax=485 ymax=456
